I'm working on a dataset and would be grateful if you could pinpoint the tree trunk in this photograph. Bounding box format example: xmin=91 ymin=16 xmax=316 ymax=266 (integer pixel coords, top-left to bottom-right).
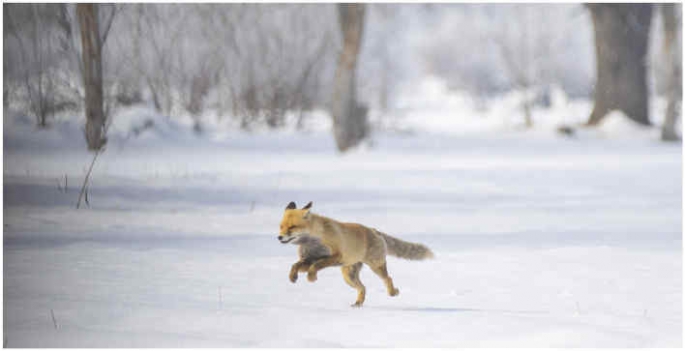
xmin=77 ymin=4 xmax=107 ymax=151
xmin=331 ymin=4 xmax=368 ymax=152
xmin=660 ymin=3 xmax=681 ymax=142
xmin=586 ymin=4 xmax=653 ymax=126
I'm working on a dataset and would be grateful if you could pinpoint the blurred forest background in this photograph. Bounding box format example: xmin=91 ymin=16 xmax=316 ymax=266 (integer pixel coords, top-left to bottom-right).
xmin=3 ymin=5 xmax=683 ymax=346
xmin=3 ymin=3 xmax=682 ymax=152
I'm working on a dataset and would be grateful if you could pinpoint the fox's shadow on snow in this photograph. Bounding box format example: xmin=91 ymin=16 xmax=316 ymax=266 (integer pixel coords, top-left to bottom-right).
xmin=369 ymin=306 xmax=548 ymax=316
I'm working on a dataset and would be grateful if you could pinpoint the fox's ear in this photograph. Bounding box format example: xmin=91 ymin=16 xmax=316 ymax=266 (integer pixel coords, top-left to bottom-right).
xmin=302 ymin=201 xmax=313 ymax=210
xmin=286 ymin=201 xmax=297 ymax=210
xmin=303 ymin=209 xmax=311 ymax=220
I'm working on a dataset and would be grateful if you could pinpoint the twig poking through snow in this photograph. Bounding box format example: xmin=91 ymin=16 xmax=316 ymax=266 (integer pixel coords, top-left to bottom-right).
xmin=50 ymin=309 xmax=58 ymax=329
xmin=77 ymin=149 xmax=103 ymax=209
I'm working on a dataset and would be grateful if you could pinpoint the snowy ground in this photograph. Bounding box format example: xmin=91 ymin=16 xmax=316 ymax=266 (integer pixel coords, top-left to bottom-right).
xmin=3 ymin=85 xmax=682 ymax=347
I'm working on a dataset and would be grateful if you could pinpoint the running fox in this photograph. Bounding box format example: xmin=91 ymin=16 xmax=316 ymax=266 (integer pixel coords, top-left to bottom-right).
xmin=278 ymin=201 xmax=434 ymax=307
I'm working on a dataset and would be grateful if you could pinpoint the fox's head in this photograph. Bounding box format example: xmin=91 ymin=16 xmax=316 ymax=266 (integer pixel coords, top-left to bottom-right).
xmin=278 ymin=201 xmax=313 ymax=244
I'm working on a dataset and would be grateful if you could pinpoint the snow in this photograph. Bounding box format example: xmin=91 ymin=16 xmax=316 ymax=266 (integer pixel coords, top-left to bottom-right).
xmin=3 ymin=80 xmax=682 ymax=347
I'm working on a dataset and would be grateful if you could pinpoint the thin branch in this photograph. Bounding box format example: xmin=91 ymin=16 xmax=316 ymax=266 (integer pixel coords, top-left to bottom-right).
xmin=100 ymin=4 xmax=118 ymax=46
xmin=76 ymin=148 xmax=103 ymax=209
xmin=50 ymin=309 xmax=59 ymax=329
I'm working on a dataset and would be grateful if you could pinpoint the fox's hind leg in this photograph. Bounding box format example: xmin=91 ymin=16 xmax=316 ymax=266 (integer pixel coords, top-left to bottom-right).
xmin=341 ymin=263 xmax=366 ymax=307
xmin=370 ymin=261 xmax=400 ymax=297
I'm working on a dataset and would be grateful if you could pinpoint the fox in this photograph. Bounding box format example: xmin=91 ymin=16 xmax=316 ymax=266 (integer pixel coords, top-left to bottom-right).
xmin=278 ymin=201 xmax=434 ymax=307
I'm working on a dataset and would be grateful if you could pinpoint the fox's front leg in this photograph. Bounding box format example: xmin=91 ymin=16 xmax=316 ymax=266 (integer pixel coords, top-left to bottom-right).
xmin=307 ymin=254 xmax=342 ymax=282
xmin=288 ymin=260 xmax=312 ymax=283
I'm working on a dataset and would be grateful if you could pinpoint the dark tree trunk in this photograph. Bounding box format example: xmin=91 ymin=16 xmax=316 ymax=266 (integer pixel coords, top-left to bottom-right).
xmin=586 ymin=4 xmax=653 ymax=126
xmin=77 ymin=4 xmax=107 ymax=151
xmin=331 ymin=3 xmax=368 ymax=152
xmin=660 ymin=3 xmax=681 ymax=142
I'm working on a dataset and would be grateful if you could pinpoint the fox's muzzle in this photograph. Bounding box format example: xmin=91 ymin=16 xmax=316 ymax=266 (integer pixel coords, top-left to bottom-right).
xmin=278 ymin=235 xmax=295 ymax=244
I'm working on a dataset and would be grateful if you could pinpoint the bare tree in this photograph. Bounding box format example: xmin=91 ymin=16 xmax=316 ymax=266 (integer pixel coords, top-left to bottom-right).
xmin=660 ymin=3 xmax=681 ymax=142
xmin=83 ymin=4 xmax=336 ymax=132
xmin=491 ymin=5 xmax=540 ymax=128
xmin=4 ymin=4 xmax=61 ymax=127
xmin=292 ymin=33 xmax=331 ymax=130
xmin=78 ymin=4 xmax=107 ymax=150
xmin=586 ymin=4 xmax=653 ymax=126
xmin=55 ymin=4 xmax=85 ymax=99
xmin=331 ymin=3 xmax=368 ymax=152
xmin=134 ymin=5 xmax=189 ymax=115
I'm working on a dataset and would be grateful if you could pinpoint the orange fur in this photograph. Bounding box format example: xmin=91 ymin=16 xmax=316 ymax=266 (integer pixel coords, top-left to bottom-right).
xmin=279 ymin=202 xmax=433 ymax=307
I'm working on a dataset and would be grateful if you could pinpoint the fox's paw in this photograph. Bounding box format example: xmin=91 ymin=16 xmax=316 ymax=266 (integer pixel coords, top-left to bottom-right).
xmin=351 ymin=301 xmax=364 ymax=308
xmin=307 ymin=271 xmax=318 ymax=282
xmin=289 ymin=272 xmax=298 ymax=283
xmin=390 ymin=288 xmax=400 ymax=297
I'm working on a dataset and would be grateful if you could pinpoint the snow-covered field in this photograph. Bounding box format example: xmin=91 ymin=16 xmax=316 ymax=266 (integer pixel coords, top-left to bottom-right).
xmin=3 ymin=84 xmax=682 ymax=347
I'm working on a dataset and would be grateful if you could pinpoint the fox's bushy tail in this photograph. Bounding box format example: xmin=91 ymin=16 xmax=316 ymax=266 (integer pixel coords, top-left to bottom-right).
xmin=376 ymin=231 xmax=434 ymax=260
